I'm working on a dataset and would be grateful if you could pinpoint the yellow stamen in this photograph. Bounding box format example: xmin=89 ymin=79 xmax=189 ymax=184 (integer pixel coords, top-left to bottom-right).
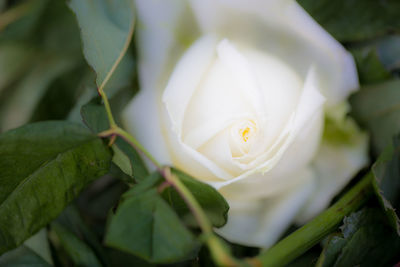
xmin=241 ymin=127 xmax=250 ymax=142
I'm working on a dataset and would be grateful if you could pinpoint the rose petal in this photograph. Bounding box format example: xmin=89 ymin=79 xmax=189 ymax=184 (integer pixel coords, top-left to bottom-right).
xmin=188 ymin=0 xmax=359 ymax=106
xmin=209 ymin=66 xmax=325 ymax=189
xmin=123 ymin=88 xmax=172 ymax=167
xmin=161 ymin=107 xmax=233 ymax=182
xmin=123 ymin=0 xmax=199 ymax=166
xmin=163 ymin=35 xmax=218 ymax=134
xmin=295 ymin=133 xmax=368 ymax=223
xmin=216 ymin=167 xmax=316 ymax=248
xmin=220 ymin=110 xmax=323 ymax=200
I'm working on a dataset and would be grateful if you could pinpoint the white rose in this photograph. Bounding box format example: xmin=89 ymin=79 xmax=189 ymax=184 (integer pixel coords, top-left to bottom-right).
xmin=123 ymin=0 xmax=368 ymax=248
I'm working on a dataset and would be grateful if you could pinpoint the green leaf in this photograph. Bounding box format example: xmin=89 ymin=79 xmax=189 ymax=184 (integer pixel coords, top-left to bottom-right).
xmin=0 ymin=42 xmax=34 ymax=94
xmin=24 ymin=229 xmax=52 ymax=265
xmin=29 ymin=65 xmax=88 ymax=123
xmin=122 ymin=172 xmax=163 ymax=199
xmin=51 ymin=222 xmax=102 ymax=267
xmin=81 ymin=98 xmax=149 ymax=182
xmin=0 ymin=0 xmax=49 ymax=42
xmin=105 ymin=186 xmax=199 ymax=263
xmin=371 ymin=136 xmax=400 ymax=235
xmin=68 ymin=0 xmax=135 ymax=94
xmin=350 ymin=79 xmax=400 ymax=154
xmin=317 ymin=208 xmax=400 ymax=267
xmin=113 ymin=138 xmax=149 ymax=183
xmin=316 ymin=235 xmax=346 ymax=267
xmin=297 ymin=0 xmax=400 ymax=42
xmin=0 ymin=55 xmax=77 ymax=132
xmin=351 ymin=47 xmax=392 ymax=85
xmin=112 ymin=144 xmax=133 ymax=177
xmin=162 ymin=169 xmax=229 ymax=228
xmin=81 ymin=97 xmax=109 ymax=134
xmin=56 ymin=205 xmax=108 ymax=265
xmin=377 ymin=35 xmax=400 ymax=72
xmin=0 ymin=121 xmax=111 ymax=254
xmin=106 ymin=249 xmax=155 ymax=267
xmin=0 ymin=245 xmax=52 ymax=267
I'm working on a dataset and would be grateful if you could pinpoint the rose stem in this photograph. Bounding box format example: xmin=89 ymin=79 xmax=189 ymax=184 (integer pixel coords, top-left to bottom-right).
xmin=114 ymin=127 xmax=161 ymax=168
xmin=96 ymin=13 xmax=134 ymax=130
xmin=254 ymin=172 xmax=373 ymax=267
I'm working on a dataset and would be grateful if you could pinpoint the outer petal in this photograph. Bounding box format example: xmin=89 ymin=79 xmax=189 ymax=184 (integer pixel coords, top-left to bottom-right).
xmin=123 ymin=0 xmax=200 ymax=165
xmin=295 ymin=122 xmax=369 ymax=223
xmin=216 ymin=168 xmax=316 ymax=248
xmin=188 ymin=0 xmax=359 ymax=106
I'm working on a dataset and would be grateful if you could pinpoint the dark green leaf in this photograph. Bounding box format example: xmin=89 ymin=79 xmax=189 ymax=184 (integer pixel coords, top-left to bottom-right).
xmin=285 ymin=246 xmax=320 ymax=267
xmin=68 ymin=0 xmax=135 ymax=94
xmin=350 ymin=79 xmax=400 ymax=154
xmin=56 ymin=205 xmax=108 ymax=265
xmin=297 ymin=0 xmax=400 ymax=42
xmin=0 ymin=0 xmax=48 ymax=42
xmin=0 ymin=121 xmax=111 ymax=254
xmin=334 ymin=226 xmax=400 ymax=267
xmin=0 ymin=245 xmax=51 ymax=267
xmin=162 ymin=169 xmax=229 ymax=228
xmin=51 ymin=222 xmax=102 ymax=267
xmin=0 ymin=42 xmax=34 ymax=94
xmin=113 ymin=138 xmax=149 ymax=183
xmin=76 ymin=176 xmax=128 ymax=224
xmin=105 ymin=187 xmax=199 ymax=263
xmin=81 ymin=97 xmax=109 ymax=134
xmin=30 ymin=63 xmax=88 ymax=123
xmin=112 ymin=144 xmax=133 ymax=177
xmin=351 ymin=47 xmax=392 ymax=84
xmin=122 ymin=172 xmax=163 ymax=199
xmin=317 ymin=208 xmax=400 ymax=267
xmin=106 ymin=248 xmax=155 ymax=267
xmin=316 ymin=235 xmax=346 ymax=267
xmin=81 ymin=98 xmax=148 ymax=182
xmin=0 ymin=55 xmax=76 ymax=132
xmin=377 ymin=35 xmax=400 ymax=72
xmin=371 ymin=136 xmax=400 ymax=235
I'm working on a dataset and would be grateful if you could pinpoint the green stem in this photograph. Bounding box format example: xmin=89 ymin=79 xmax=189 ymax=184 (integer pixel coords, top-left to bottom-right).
xmin=98 ymin=88 xmax=117 ymax=128
xmin=255 ymin=173 xmax=373 ymax=267
xmin=98 ymin=127 xmax=161 ymax=168
xmin=114 ymin=127 xmax=161 ymax=168
xmin=163 ymin=167 xmax=239 ymax=267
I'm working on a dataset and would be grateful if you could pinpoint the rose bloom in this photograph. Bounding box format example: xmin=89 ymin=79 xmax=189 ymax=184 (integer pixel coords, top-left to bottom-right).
xmin=123 ymin=0 xmax=368 ymax=247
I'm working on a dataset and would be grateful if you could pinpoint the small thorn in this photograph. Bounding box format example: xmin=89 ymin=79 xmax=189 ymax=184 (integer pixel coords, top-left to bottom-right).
xmin=108 ymin=134 xmax=117 ymax=146
xmin=157 ymin=181 xmax=171 ymax=193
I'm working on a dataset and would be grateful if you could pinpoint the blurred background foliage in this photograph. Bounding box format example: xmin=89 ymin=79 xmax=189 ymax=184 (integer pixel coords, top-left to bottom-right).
xmin=0 ymin=0 xmax=400 ymax=266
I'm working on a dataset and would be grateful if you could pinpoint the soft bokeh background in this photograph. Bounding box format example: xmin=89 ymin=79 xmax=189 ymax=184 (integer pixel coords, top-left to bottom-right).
xmin=0 ymin=0 xmax=400 ymax=266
